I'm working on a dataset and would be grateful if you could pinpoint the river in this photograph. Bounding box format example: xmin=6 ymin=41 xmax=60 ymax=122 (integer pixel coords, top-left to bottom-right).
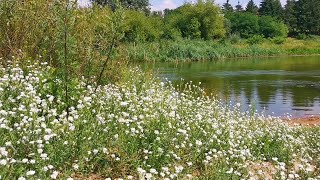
xmin=144 ymin=56 xmax=320 ymax=117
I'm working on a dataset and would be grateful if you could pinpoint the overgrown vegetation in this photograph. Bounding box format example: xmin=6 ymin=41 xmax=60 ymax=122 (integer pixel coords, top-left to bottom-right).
xmin=0 ymin=0 xmax=319 ymax=179
xmin=0 ymin=63 xmax=319 ymax=179
xmin=120 ymin=38 xmax=320 ymax=62
xmin=0 ymin=0 xmax=126 ymax=82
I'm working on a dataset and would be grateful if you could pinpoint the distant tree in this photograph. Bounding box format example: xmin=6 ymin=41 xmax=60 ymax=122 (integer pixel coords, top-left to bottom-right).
xmin=185 ymin=17 xmax=202 ymax=39
xmin=228 ymin=12 xmax=260 ymax=38
xmin=259 ymin=0 xmax=283 ymax=20
xmin=223 ymin=0 xmax=233 ymax=12
xmin=295 ymin=0 xmax=320 ymax=35
xmin=259 ymin=16 xmax=288 ymax=37
xmin=92 ymin=0 xmax=149 ymax=12
xmin=123 ymin=10 xmax=163 ymax=42
xmin=245 ymin=0 xmax=258 ymax=14
xmin=235 ymin=1 xmax=243 ymax=12
xmin=166 ymin=2 xmax=225 ymax=40
xmin=284 ymin=0 xmax=297 ymax=35
xmin=163 ymin=8 xmax=174 ymax=17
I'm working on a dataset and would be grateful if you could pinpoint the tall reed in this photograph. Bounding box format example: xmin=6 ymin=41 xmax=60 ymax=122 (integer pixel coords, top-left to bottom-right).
xmin=119 ymin=39 xmax=320 ymax=62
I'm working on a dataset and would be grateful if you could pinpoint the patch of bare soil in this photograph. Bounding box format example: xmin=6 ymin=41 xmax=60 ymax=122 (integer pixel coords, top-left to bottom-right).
xmin=247 ymin=161 xmax=277 ymax=180
xmin=285 ymin=116 xmax=320 ymax=127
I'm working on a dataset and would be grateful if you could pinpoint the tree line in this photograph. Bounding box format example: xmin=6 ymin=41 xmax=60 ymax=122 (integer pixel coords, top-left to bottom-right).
xmin=90 ymin=0 xmax=320 ymax=43
xmin=224 ymin=0 xmax=320 ymax=36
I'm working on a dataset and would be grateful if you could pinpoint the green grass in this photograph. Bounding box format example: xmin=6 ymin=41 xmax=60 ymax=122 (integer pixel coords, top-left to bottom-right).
xmin=118 ymin=38 xmax=320 ymax=62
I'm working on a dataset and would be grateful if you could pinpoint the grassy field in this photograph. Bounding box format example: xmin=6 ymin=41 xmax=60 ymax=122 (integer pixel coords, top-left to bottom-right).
xmin=0 ymin=63 xmax=319 ymax=179
xmin=119 ymin=38 xmax=320 ymax=62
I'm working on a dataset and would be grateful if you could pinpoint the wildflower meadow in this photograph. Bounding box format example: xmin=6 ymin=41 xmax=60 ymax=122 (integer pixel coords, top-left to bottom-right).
xmin=0 ymin=62 xmax=319 ymax=179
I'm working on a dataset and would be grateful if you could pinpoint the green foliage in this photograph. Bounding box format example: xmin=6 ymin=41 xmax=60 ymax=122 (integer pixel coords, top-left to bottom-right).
xmin=235 ymin=4 xmax=244 ymax=12
xmin=0 ymin=0 xmax=130 ymax=87
xmin=223 ymin=0 xmax=234 ymax=12
xmin=0 ymin=0 xmax=57 ymax=64
xmin=123 ymin=10 xmax=163 ymax=42
xmin=228 ymin=13 xmax=289 ymax=39
xmin=259 ymin=16 xmax=289 ymax=38
xmin=259 ymin=0 xmax=283 ymax=20
xmin=228 ymin=12 xmax=260 ymax=38
xmin=295 ymin=0 xmax=320 ymax=35
xmin=247 ymin=35 xmax=265 ymax=45
xmin=284 ymin=0 xmax=297 ymax=35
xmin=161 ymin=26 xmax=182 ymax=41
xmin=245 ymin=0 xmax=258 ymax=14
xmin=185 ymin=18 xmax=202 ymax=39
xmin=297 ymin=33 xmax=308 ymax=40
xmin=91 ymin=0 xmax=150 ymax=13
xmin=272 ymin=37 xmax=286 ymax=44
xmin=165 ymin=2 xmax=226 ymax=40
xmin=229 ymin=33 xmax=242 ymax=44
xmin=120 ymin=39 xmax=289 ymax=61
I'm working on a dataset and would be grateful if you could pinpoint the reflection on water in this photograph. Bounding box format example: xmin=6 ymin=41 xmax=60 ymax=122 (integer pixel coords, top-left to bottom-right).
xmin=144 ymin=56 xmax=320 ymax=117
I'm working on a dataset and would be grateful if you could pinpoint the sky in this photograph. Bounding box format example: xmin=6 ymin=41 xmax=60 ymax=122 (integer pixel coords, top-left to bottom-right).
xmin=78 ymin=0 xmax=287 ymax=11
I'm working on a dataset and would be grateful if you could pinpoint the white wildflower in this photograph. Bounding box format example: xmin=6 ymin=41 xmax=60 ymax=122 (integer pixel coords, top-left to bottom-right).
xmin=26 ymin=170 xmax=36 ymax=176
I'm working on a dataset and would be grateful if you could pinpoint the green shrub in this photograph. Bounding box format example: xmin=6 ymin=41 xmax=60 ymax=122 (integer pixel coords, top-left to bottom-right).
xmin=123 ymin=10 xmax=163 ymax=42
xmin=297 ymin=33 xmax=307 ymax=40
xmin=229 ymin=33 xmax=241 ymax=44
xmin=272 ymin=37 xmax=286 ymax=44
xmin=164 ymin=2 xmax=226 ymax=40
xmin=247 ymin=35 xmax=265 ymax=45
xmin=227 ymin=12 xmax=260 ymax=38
xmin=259 ymin=16 xmax=289 ymax=38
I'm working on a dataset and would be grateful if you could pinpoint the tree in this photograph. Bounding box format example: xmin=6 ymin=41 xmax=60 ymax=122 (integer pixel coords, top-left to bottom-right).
xmin=259 ymin=16 xmax=288 ymax=37
xmin=166 ymin=2 xmax=226 ymax=40
xmin=295 ymin=0 xmax=320 ymax=35
xmin=284 ymin=0 xmax=297 ymax=35
xmin=163 ymin=8 xmax=174 ymax=17
xmin=259 ymin=0 xmax=283 ymax=20
xmin=228 ymin=12 xmax=260 ymax=38
xmin=123 ymin=10 xmax=163 ymax=42
xmin=223 ymin=0 xmax=233 ymax=12
xmin=185 ymin=18 xmax=202 ymax=39
xmin=92 ymin=0 xmax=149 ymax=12
xmin=245 ymin=0 xmax=258 ymax=14
xmin=235 ymin=1 xmax=243 ymax=12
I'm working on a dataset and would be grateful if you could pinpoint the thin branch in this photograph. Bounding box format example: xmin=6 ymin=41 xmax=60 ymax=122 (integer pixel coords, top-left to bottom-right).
xmin=64 ymin=0 xmax=70 ymax=119
xmin=94 ymin=34 xmax=117 ymax=93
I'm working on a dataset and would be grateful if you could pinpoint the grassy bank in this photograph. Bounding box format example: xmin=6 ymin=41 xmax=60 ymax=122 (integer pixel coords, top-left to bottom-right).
xmin=119 ymin=38 xmax=320 ymax=62
xmin=0 ymin=63 xmax=319 ymax=179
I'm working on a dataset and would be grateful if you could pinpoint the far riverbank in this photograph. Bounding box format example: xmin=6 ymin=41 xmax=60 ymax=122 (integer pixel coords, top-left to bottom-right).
xmin=119 ymin=38 xmax=320 ymax=62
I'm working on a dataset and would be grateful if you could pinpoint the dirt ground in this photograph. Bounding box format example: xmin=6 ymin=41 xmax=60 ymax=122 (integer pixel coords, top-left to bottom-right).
xmin=286 ymin=116 xmax=320 ymax=127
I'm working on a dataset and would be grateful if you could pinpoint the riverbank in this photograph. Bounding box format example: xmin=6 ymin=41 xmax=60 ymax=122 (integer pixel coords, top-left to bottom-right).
xmin=119 ymin=38 xmax=320 ymax=62
xmin=1 ymin=63 xmax=319 ymax=179
xmin=286 ymin=116 xmax=320 ymax=127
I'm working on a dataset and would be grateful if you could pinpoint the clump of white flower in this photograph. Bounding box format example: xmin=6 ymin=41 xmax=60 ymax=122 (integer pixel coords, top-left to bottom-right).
xmin=0 ymin=63 xmax=318 ymax=179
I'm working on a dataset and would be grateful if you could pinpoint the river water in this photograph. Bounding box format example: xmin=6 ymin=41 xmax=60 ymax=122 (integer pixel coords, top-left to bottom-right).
xmin=144 ymin=56 xmax=320 ymax=117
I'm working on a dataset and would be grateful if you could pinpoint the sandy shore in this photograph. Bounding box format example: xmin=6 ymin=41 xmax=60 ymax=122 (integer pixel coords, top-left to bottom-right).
xmin=286 ymin=116 xmax=320 ymax=127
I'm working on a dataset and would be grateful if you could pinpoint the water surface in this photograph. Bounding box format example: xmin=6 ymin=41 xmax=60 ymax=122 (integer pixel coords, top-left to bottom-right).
xmin=144 ymin=56 xmax=320 ymax=117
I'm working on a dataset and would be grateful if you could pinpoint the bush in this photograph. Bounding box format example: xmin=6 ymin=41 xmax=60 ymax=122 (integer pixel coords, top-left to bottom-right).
xmin=259 ymin=16 xmax=289 ymax=38
xmin=272 ymin=37 xmax=286 ymax=44
xmin=297 ymin=33 xmax=307 ymax=40
xmin=229 ymin=33 xmax=241 ymax=44
xmin=164 ymin=2 xmax=226 ymax=40
xmin=123 ymin=10 xmax=163 ymax=42
xmin=227 ymin=12 xmax=260 ymax=38
xmin=247 ymin=35 xmax=265 ymax=45
xmin=0 ymin=1 xmax=127 ymax=83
